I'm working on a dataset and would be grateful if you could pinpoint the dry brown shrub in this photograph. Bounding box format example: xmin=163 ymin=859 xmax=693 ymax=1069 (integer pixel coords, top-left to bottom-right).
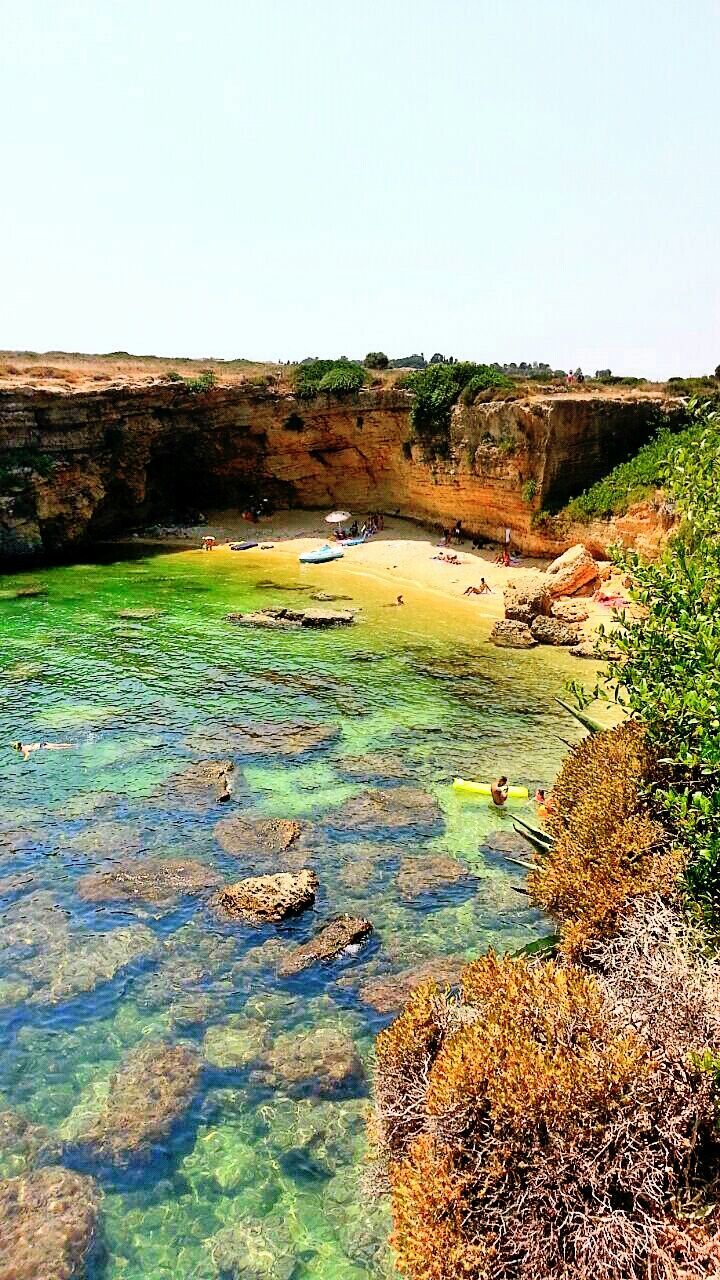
xmin=529 ymin=721 xmax=683 ymax=955
xmin=373 ymin=944 xmax=720 ymax=1280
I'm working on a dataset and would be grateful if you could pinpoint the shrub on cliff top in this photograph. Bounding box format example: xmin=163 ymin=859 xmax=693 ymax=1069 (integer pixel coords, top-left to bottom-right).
xmin=408 ymin=362 xmax=512 ymax=458
xmin=365 ymin=351 xmax=389 ymax=369
xmin=293 ymin=358 xmax=365 ymax=399
xmin=373 ymin=947 xmax=720 ymax=1280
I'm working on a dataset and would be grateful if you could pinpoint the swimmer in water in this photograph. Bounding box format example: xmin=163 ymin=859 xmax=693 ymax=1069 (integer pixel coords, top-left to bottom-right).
xmin=490 ymin=775 xmax=509 ymax=807
xmin=11 ymin=741 xmax=76 ymax=761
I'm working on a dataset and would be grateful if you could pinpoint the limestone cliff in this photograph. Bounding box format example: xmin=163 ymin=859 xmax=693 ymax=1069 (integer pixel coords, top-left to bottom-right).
xmin=0 ymin=382 xmax=675 ymax=561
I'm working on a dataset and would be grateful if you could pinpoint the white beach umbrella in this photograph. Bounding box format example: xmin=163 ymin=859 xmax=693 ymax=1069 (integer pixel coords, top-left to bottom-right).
xmin=325 ymin=510 xmax=352 ymax=524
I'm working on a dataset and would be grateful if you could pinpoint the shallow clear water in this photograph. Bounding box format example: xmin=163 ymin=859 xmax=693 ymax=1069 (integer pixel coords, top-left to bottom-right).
xmin=0 ymin=545 xmax=585 ymax=1279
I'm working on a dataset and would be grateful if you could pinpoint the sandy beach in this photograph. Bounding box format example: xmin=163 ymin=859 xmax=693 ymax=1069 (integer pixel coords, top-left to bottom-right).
xmin=152 ymin=508 xmax=628 ymax=643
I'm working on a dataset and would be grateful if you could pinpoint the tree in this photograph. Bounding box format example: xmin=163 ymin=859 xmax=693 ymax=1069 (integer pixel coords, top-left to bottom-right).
xmin=364 ymin=352 xmax=389 ymax=370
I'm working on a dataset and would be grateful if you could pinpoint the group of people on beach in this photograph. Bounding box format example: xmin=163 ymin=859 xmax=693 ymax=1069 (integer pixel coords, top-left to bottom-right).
xmin=333 ymin=511 xmax=384 ymax=541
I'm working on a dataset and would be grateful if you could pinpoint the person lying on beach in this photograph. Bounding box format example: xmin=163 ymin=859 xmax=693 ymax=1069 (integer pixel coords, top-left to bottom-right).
xmin=11 ymin=741 xmax=76 ymax=761
xmin=432 ymin=552 xmax=461 ymax=565
xmin=464 ymin=578 xmax=491 ymax=595
xmin=491 ymin=776 xmax=509 ymax=807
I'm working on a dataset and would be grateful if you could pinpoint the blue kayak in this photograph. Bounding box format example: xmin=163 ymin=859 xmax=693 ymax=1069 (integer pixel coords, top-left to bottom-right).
xmin=298 ymin=544 xmax=345 ymax=564
xmin=230 ymin=541 xmax=258 ymax=551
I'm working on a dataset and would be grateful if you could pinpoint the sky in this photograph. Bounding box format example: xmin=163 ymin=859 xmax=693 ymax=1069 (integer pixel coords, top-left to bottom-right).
xmin=1 ymin=0 xmax=718 ymax=379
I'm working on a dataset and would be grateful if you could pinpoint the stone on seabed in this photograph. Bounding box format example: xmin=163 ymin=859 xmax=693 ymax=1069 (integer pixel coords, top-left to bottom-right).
xmin=279 ymin=914 xmax=373 ymax=976
xmin=213 ymin=870 xmax=318 ymax=923
xmin=0 ymin=1166 xmax=100 ymax=1280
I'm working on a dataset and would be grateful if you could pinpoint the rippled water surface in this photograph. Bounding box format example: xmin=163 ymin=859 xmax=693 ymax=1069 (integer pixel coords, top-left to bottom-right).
xmin=0 ymin=545 xmax=584 ymax=1279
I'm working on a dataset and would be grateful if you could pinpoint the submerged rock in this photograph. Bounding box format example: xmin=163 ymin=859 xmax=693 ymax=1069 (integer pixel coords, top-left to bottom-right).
xmin=25 ymin=924 xmax=161 ymax=1005
xmin=77 ymin=858 xmax=222 ymax=905
xmin=334 ymin=752 xmax=413 ymax=783
xmin=249 ymin=1025 xmax=365 ymax=1098
xmin=213 ymin=870 xmax=318 ymax=924
xmin=214 ymin=815 xmax=304 ymax=857
xmin=0 ymin=1109 xmax=61 ymax=1178
xmin=489 ymin=619 xmax=537 ymax=648
xmin=310 ymin=591 xmax=353 ymax=602
xmin=192 ymin=720 xmax=339 ymax=759
xmin=203 ymin=1020 xmax=271 ymax=1070
xmin=0 ymin=1166 xmax=100 ymax=1280
xmin=357 ymin=956 xmax=466 ymax=1014
xmin=530 ymin=615 xmax=580 ymax=646
xmin=327 ymin=786 xmax=443 ymax=833
xmin=70 ymin=1042 xmax=202 ymax=1163
xmin=114 ymin=606 xmax=160 ymax=619
xmin=395 ymin=853 xmax=470 ymax=899
xmin=279 ymin=915 xmax=373 ymax=976
xmin=208 ymin=1217 xmax=297 ymax=1280
xmin=165 ymin=759 xmax=235 ymax=805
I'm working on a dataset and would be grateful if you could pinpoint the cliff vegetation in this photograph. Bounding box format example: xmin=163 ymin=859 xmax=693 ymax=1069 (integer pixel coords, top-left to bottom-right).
xmin=371 ymin=399 xmax=720 ymax=1279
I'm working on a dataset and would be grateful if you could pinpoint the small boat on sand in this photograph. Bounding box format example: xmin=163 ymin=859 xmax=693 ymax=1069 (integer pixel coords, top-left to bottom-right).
xmin=298 ymin=544 xmax=345 ymax=565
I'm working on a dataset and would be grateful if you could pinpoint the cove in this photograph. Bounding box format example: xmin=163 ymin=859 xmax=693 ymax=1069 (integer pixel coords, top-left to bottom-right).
xmin=0 ymin=544 xmax=586 ymax=1280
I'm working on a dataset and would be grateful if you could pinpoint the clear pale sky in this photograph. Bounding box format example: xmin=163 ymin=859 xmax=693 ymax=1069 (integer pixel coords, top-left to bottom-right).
xmin=1 ymin=0 xmax=718 ymax=378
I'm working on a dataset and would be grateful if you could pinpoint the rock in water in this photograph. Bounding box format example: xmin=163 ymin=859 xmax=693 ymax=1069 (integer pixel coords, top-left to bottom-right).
xmin=70 ymin=1042 xmax=202 ymax=1164
xmin=300 ymin=607 xmax=355 ymax=627
xmin=164 ymin=760 xmax=235 ymax=805
xmin=543 ymin=544 xmax=599 ymax=598
xmin=77 ymin=859 xmax=223 ymax=905
xmin=0 ymin=1166 xmax=100 ymax=1280
xmin=530 ymin=616 xmax=581 ymax=646
xmin=25 ymin=924 xmax=161 ymax=1005
xmin=326 ymin=786 xmax=443 ymax=833
xmin=279 ymin=915 xmax=373 ymax=976
xmin=249 ymin=1026 xmax=365 ymax=1097
xmin=357 ymin=957 xmax=467 ymax=1014
xmin=213 ymin=870 xmax=318 ymax=923
xmin=489 ymin=620 xmax=537 ymax=648
xmin=395 ymin=853 xmax=470 ymax=899
xmin=214 ymin=815 xmax=304 ymax=856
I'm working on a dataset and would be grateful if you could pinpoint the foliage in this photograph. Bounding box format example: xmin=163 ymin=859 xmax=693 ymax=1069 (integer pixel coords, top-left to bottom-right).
xmin=593 ymin=401 xmax=720 ymax=901
xmin=293 ymin=358 xmax=365 ymax=399
xmin=0 ymin=448 xmax=54 ymax=487
xmin=563 ymin=418 xmax=690 ymax=520
xmin=408 ymin=363 xmax=513 ymax=458
xmin=667 ymin=375 xmax=719 ymax=397
xmin=364 ymin=351 xmax=389 ymax=369
xmin=373 ymin=945 xmax=720 ymax=1280
xmin=184 ymin=369 xmax=216 ymax=394
xmin=529 ymin=723 xmax=682 ymax=956
xmin=521 ymin=478 xmax=537 ymax=503
xmin=165 ymin=369 xmax=182 ymax=382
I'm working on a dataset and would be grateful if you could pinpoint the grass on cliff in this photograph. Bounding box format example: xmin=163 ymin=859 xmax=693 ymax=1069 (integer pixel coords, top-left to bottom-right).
xmin=561 ymin=418 xmax=691 ymax=521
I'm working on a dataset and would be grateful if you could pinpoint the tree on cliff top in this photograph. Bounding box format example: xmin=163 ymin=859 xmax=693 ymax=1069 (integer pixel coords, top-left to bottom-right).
xmin=408 ymin=362 xmax=512 ymax=458
xmin=365 ymin=351 xmax=389 ymax=369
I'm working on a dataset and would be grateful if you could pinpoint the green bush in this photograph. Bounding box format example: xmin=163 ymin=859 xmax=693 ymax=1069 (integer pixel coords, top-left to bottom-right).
xmin=522 ymin=478 xmax=537 ymax=503
xmin=408 ymin=363 xmax=512 ymax=458
xmin=593 ymin=401 xmax=720 ymax=901
xmin=165 ymin=369 xmax=182 ymax=382
xmin=563 ymin=421 xmax=689 ymax=521
xmin=317 ymin=362 xmax=366 ymax=395
xmin=293 ymin=359 xmax=364 ymax=399
xmin=184 ymin=369 xmax=216 ymax=394
xmin=364 ymin=351 xmax=389 ymax=369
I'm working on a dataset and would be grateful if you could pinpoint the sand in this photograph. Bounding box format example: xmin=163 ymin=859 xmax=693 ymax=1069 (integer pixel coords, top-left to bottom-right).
xmin=177 ymin=509 xmax=628 ymax=642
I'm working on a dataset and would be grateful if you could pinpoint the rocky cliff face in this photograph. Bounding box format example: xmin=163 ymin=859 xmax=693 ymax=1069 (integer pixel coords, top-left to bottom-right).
xmin=0 ymin=382 xmax=673 ymax=561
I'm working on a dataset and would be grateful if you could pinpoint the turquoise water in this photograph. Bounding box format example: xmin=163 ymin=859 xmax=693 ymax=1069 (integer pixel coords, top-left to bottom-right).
xmin=0 ymin=545 xmax=583 ymax=1279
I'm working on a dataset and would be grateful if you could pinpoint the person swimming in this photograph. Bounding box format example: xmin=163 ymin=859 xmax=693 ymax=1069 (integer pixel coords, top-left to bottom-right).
xmin=11 ymin=741 xmax=76 ymax=761
xmin=490 ymin=775 xmax=509 ymax=807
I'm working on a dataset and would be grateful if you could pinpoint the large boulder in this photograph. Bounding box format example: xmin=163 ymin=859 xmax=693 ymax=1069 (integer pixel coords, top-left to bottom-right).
xmin=69 ymin=1042 xmax=202 ymax=1164
xmin=77 ymin=859 xmax=222 ymax=905
xmin=489 ymin=620 xmax=537 ymax=649
xmin=551 ymin=599 xmax=590 ymax=623
xmin=301 ymin=607 xmax=355 ymax=627
xmin=0 ymin=1166 xmax=100 ymax=1280
xmin=544 ymin=544 xmax=599 ymax=598
xmin=279 ymin=915 xmax=373 ymax=976
xmin=503 ymin=578 xmax=550 ymax=624
xmin=213 ymin=870 xmax=318 ymax=924
xmin=530 ymin=615 xmax=581 ymax=646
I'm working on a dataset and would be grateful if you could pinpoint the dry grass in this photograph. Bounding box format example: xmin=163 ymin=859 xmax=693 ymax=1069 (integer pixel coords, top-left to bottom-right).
xmin=372 ymin=932 xmax=720 ymax=1280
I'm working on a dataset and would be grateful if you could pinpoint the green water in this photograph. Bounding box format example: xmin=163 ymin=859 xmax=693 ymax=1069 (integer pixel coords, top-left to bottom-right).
xmin=0 ymin=545 xmax=584 ymax=1279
